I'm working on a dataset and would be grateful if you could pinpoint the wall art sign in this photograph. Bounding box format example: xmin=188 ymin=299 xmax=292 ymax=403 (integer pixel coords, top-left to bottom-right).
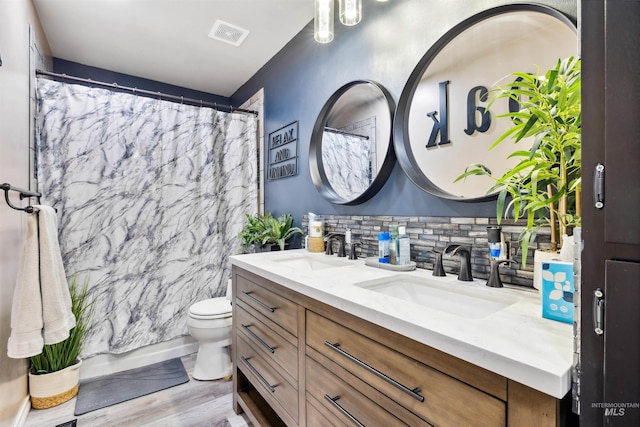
xmin=268 ymin=121 xmax=298 ymax=180
xmin=393 ymin=4 xmax=577 ymax=200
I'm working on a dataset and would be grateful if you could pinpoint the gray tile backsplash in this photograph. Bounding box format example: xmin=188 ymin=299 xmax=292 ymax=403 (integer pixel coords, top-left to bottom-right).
xmin=303 ymin=214 xmax=553 ymax=288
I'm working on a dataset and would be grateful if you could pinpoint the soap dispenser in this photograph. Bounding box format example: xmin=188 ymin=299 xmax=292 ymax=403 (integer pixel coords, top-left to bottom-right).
xmin=397 ymin=226 xmax=410 ymax=265
xmin=389 ymin=225 xmax=398 ymax=265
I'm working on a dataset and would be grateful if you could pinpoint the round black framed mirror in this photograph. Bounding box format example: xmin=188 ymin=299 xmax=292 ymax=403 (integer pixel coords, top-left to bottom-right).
xmin=309 ymin=80 xmax=395 ymax=205
xmin=393 ymin=4 xmax=577 ymax=201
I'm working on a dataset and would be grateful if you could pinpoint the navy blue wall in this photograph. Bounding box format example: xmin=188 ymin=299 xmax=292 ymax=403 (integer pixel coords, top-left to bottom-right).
xmin=231 ymin=0 xmax=577 ymax=224
xmin=54 ymin=58 xmax=231 ymax=106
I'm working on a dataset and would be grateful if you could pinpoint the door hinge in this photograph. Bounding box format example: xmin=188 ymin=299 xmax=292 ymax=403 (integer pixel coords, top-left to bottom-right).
xmin=594 ymin=163 xmax=605 ymax=209
xmin=593 ymin=288 xmax=605 ymax=335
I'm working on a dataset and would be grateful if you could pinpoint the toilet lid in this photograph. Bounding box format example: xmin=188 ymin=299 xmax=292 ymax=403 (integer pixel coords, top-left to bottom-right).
xmin=189 ymin=298 xmax=232 ymax=318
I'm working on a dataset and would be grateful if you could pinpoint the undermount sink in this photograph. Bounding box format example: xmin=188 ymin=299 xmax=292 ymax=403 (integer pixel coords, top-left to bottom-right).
xmin=353 ymin=275 xmax=518 ymax=319
xmin=272 ymin=255 xmax=350 ymax=271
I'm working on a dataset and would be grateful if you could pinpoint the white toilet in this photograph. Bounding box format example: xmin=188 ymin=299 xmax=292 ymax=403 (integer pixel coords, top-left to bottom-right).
xmin=187 ymin=284 xmax=233 ymax=380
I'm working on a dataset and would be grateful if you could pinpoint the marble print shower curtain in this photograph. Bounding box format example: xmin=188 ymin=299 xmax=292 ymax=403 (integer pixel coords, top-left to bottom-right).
xmin=322 ymin=132 xmax=371 ymax=200
xmin=35 ymin=78 xmax=257 ymax=356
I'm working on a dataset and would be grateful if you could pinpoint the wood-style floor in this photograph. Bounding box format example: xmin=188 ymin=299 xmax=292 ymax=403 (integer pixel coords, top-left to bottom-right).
xmin=24 ymin=353 xmax=249 ymax=427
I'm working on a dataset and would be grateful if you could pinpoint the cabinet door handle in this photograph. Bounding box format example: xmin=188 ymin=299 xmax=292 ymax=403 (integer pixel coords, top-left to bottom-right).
xmin=241 ymin=356 xmax=276 ymax=393
xmin=593 ymin=163 xmax=605 ymax=209
xmin=241 ymin=324 xmax=276 ymax=353
xmin=324 ymin=394 xmax=366 ymax=427
xmin=325 ymin=341 xmax=425 ymax=402
xmin=241 ymin=291 xmax=276 ymax=312
xmin=593 ymin=288 xmax=605 ymax=335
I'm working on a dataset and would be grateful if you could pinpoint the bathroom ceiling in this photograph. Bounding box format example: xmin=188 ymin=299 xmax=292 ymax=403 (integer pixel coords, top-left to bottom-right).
xmin=33 ymin=0 xmax=314 ymax=97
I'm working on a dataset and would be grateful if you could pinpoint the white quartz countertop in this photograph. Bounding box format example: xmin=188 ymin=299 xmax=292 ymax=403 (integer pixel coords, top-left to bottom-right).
xmin=230 ymin=249 xmax=573 ymax=399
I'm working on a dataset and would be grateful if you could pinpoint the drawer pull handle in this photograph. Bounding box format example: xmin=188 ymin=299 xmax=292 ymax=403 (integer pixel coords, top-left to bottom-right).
xmin=325 ymin=341 xmax=425 ymax=403
xmin=242 ymin=291 xmax=276 ymax=313
xmin=241 ymin=356 xmax=276 ymax=393
xmin=324 ymin=394 xmax=366 ymax=427
xmin=241 ymin=324 xmax=276 ymax=353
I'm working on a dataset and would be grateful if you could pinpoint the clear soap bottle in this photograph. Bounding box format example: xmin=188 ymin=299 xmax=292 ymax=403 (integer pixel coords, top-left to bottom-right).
xmin=397 ymin=226 xmax=411 ymax=265
xmin=389 ymin=225 xmax=399 ymax=265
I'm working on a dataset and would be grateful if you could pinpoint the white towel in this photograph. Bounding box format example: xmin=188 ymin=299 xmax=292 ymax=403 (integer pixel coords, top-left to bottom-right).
xmin=7 ymin=211 xmax=44 ymax=358
xmin=37 ymin=205 xmax=76 ymax=343
xmin=7 ymin=205 xmax=76 ymax=358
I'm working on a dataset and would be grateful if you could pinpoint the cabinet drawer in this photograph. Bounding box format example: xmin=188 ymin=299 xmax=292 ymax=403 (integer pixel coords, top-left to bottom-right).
xmin=306 ymin=355 xmax=411 ymax=427
xmin=307 ymin=395 xmax=344 ymax=427
xmin=236 ymin=304 xmax=298 ymax=381
xmin=236 ymin=273 xmax=298 ymax=337
xmin=237 ymin=335 xmax=299 ymax=423
xmin=307 ymin=311 xmax=505 ymax=427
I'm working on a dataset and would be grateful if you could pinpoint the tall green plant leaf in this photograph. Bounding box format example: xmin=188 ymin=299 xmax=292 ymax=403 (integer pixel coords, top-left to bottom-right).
xmin=30 ymin=275 xmax=95 ymax=374
xmin=455 ymin=56 xmax=582 ymax=265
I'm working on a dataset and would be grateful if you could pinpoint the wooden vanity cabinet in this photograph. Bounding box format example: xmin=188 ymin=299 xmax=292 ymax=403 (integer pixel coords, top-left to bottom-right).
xmin=232 ymin=266 xmax=568 ymax=427
xmin=306 ymin=310 xmax=505 ymax=426
xmin=233 ymin=268 xmax=304 ymax=427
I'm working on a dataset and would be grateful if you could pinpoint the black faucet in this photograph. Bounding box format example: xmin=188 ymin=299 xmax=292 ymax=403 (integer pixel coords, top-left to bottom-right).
xmin=324 ymin=233 xmax=346 ymax=257
xmin=429 ymin=250 xmax=446 ymax=276
xmin=444 ymin=244 xmax=473 ymax=281
xmin=349 ymin=242 xmax=361 ymax=260
xmin=486 ymin=259 xmax=517 ymax=288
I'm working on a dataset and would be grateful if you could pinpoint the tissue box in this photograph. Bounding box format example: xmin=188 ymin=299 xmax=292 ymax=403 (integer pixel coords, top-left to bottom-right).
xmin=541 ymin=260 xmax=574 ymax=324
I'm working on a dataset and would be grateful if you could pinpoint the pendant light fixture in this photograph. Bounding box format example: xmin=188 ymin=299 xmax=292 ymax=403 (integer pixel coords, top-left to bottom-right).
xmin=339 ymin=0 xmax=362 ymax=26
xmin=314 ymin=0 xmax=335 ymax=43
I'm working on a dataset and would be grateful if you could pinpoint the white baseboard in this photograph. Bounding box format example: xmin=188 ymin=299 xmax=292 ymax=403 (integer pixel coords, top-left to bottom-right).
xmin=226 ymin=410 xmax=250 ymax=427
xmin=80 ymin=336 xmax=198 ymax=380
xmin=12 ymin=396 xmax=30 ymax=427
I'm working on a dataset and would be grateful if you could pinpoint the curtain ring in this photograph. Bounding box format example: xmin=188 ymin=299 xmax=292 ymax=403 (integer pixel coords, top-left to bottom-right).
xmin=181 ymin=96 xmax=184 ymax=105
xmin=200 ymin=100 xmax=203 ymax=107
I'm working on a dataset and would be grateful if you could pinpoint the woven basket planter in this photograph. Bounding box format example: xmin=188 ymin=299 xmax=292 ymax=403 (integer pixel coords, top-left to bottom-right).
xmin=29 ymin=359 xmax=82 ymax=409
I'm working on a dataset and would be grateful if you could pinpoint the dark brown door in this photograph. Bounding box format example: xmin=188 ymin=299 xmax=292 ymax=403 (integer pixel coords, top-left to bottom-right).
xmin=581 ymin=1 xmax=640 ymax=426
xmin=603 ymin=261 xmax=640 ymax=423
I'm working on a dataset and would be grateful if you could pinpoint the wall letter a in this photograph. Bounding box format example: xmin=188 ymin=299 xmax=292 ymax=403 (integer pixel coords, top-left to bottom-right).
xmin=464 ymin=85 xmax=491 ymax=135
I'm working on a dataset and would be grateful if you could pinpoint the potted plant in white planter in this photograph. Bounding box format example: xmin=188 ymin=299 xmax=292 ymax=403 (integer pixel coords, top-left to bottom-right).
xmin=29 ymin=275 xmax=94 ymax=409
xmin=457 ymin=56 xmax=581 ymax=267
xmin=238 ymin=212 xmax=303 ymax=252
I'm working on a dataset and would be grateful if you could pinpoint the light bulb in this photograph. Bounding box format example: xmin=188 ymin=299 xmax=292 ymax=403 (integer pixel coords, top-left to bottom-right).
xmin=339 ymin=0 xmax=361 ymax=26
xmin=314 ymin=0 xmax=334 ymax=43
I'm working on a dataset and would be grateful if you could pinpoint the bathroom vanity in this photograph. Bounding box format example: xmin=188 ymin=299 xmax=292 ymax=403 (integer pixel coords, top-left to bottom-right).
xmin=230 ymin=250 xmax=574 ymax=427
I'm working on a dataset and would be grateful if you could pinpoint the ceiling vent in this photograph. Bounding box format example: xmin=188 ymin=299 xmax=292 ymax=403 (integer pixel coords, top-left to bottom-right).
xmin=208 ymin=19 xmax=250 ymax=47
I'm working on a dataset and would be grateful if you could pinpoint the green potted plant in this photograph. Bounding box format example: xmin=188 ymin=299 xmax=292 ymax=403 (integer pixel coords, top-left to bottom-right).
xmin=238 ymin=213 xmax=267 ymax=252
xmin=456 ymin=56 xmax=581 ymax=266
xmin=238 ymin=212 xmax=303 ymax=252
xmin=29 ymin=275 xmax=94 ymax=409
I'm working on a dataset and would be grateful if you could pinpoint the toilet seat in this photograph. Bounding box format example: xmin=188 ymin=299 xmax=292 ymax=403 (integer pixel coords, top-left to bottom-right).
xmin=188 ymin=298 xmax=232 ymax=320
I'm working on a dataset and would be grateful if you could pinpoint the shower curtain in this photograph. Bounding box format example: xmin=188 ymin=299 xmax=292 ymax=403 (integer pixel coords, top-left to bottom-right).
xmin=35 ymin=78 xmax=257 ymax=357
xmin=322 ymin=132 xmax=371 ymax=200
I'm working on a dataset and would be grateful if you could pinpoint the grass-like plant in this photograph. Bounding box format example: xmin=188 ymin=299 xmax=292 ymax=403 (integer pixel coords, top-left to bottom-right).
xmin=456 ymin=56 xmax=581 ymax=265
xmin=30 ymin=275 xmax=94 ymax=374
xmin=238 ymin=212 xmax=303 ymax=251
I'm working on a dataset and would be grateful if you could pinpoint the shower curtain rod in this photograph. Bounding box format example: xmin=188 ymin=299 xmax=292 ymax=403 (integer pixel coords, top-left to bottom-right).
xmin=35 ymin=70 xmax=258 ymax=116
xmin=1 ymin=183 xmax=41 ymax=213
xmin=324 ymin=127 xmax=370 ymax=140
